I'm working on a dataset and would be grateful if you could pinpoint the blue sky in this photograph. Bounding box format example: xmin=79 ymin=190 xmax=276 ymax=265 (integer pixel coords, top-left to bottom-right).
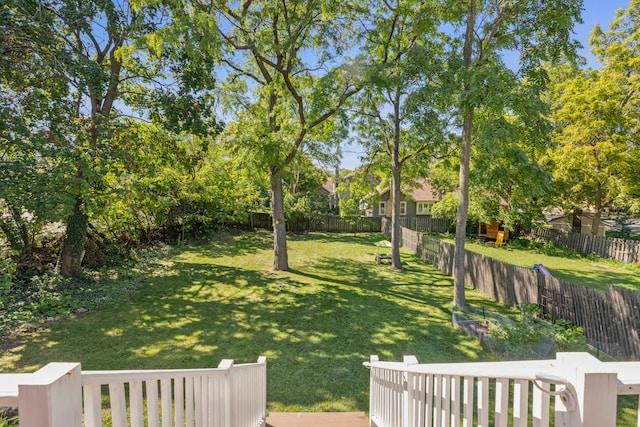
xmin=577 ymin=0 xmax=629 ymax=67
xmin=339 ymin=0 xmax=632 ymax=170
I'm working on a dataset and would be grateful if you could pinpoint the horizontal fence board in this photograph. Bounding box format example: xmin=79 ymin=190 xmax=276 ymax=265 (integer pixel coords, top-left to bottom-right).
xmin=247 ymin=212 xmax=382 ymax=233
xmin=531 ymin=228 xmax=640 ymax=264
xmin=382 ymin=217 xmax=640 ymax=360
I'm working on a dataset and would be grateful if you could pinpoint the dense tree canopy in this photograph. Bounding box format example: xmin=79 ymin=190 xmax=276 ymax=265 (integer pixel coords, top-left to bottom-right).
xmin=2 ymin=0 xmax=640 ymax=296
xmin=546 ymin=1 xmax=640 ymax=229
xmin=187 ymin=0 xmax=366 ymax=271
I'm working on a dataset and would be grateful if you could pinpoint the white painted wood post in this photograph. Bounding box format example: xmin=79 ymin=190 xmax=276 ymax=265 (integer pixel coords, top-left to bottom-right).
xmin=18 ymin=362 xmax=82 ymax=427
xmin=403 ymin=356 xmax=418 ymax=427
xmin=258 ymin=356 xmax=268 ymax=427
xmin=554 ymin=352 xmax=618 ymax=427
xmin=218 ymin=359 xmax=234 ymax=427
xmin=369 ymin=355 xmax=379 ymax=427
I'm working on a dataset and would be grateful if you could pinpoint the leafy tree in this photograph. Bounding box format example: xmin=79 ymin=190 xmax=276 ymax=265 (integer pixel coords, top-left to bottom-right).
xmin=1 ymin=0 xmax=174 ymax=277
xmin=356 ymin=0 xmax=454 ymax=270
xmin=544 ymin=0 xmax=640 ymax=225
xmin=0 ymin=0 xmax=73 ymax=254
xmin=336 ymin=168 xmax=383 ymax=219
xmin=338 ymin=198 xmax=361 ymax=235
xmin=470 ymin=105 xmax=554 ymax=234
xmin=2 ymin=0 xmax=224 ymax=275
xmin=94 ymin=119 xmax=256 ymax=243
xmin=547 ymin=65 xmax=633 ymax=233
xmin=282 ymin=154 xmax=327 ymax=224
xmin=448 ymin=0 xmax=582 ymax=308
xmin=197 ymin=0 xmax=365 ymax=270
xmin=590 ymin=0 xmax=640 ymax=216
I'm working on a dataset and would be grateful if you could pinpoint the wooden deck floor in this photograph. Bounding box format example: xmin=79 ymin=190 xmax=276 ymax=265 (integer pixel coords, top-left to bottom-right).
xmin=266 ymin=412 xmax=369 ymax=427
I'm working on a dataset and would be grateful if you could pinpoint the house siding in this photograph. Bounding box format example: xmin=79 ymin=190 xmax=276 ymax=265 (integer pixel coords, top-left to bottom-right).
xmin=548 ymin=215 xmax=608 ymax=237
xmin=370 ymin=179 xmax=441 ymax=218
xmin=374 ymin=192 xmax=437 ymax=218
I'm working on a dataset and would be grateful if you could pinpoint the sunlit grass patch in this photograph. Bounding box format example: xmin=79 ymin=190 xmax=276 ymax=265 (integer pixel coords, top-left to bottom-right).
xmin=1 ymin=232 xmax=515 ymax=412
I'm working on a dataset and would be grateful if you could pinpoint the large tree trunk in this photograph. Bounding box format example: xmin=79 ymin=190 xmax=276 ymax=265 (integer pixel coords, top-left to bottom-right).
xmin=453 ymin=0 xmax=477 ymax=310
xmin=0 ymin=203 xmax=30 ymax=253
xmin=390 ymin=87 xmax=403 ymax=270
xmin=271 ymin=168 xmax=289 ymax=271
xmin=58 ymin=197 xmax=89 ymax=277
xmin=390 ymin=166 xmax=403 ymax=270
xmin=454 ymin=113 xmax=472 ymax=309
xmin=10 ymin=205 xmax=31 ymax=252
xmin=592 ymin=181 xmax=603 ymax=236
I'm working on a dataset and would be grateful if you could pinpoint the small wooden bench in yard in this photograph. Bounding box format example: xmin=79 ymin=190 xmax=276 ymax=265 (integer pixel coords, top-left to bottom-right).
xmin=374 ymin=240 xmax=393 ymax=264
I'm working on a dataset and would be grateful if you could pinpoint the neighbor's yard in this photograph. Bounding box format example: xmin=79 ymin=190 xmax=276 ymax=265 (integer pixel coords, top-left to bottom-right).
xmin=440 ymin=236 xmax=640 ymax=292
xmin=0 ymin=232 xmax=514 ymax=412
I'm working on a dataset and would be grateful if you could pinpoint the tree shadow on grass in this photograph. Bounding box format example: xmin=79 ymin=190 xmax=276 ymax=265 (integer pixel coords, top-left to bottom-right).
xmin=184 ymin=231 xmax=384 ymax=260
xmin=182 ymin=230 xmax=274 ymax=259
xmin=287 ymin=232 xmax=386 ymax=246
xmin=4 ymin=235 xmax=496 ymax=412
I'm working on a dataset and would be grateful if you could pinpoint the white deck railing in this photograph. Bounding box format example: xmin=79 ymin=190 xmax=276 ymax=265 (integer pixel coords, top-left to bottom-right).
xmin=0 ymin=357 xmax=267 ymax=427
xmin=364 ymin=352 xmax=640 ymax=427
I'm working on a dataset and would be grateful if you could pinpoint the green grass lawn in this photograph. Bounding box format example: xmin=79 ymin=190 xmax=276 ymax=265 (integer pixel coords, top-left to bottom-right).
xmin=440 ymin=236 xmax=640 ymax=292
xmin=0 ymin=232 xmax=516 ymax=412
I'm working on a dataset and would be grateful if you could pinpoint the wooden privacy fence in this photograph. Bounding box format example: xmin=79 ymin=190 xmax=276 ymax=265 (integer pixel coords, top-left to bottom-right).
xmin=396 ymin=216 xmax=453 ymax=233
xmin=382 ymin=218 xmax=640 ymax=360
xmin=531 ymin=228 xmax=640 ymax=264
xmin=248 ymin=212 xmax=381 ymax=233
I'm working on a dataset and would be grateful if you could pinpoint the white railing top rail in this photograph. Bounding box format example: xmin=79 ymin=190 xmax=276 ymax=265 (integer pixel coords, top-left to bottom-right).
xmin=608 ymin=361 xmax=640 ymax=395
xmin=365 ymin=354 xmax=640 ymax=395
xmin=365 ymin=357 xmax=567 ymax=382
xmin=0 ymin=357 xmax=267 ymax=427
xmin=81 ymin=358 xmax=267 ymax=385
xmin=0 ymin=358 xmax=267 ymax=401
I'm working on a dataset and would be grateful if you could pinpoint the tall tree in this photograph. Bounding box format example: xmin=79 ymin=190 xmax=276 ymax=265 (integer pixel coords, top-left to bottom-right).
xmin=197 ymin=0 xmax=365 ymax=270
xmin=450 ymin=0 xmax=582 ymax=308
xmin=1 ymin=0 xmax=72 ymax=254
xmin=54 ymin=0 xmax=145 ymax=277
xmin=546 ymin=0 xmax=640 ymax=232
xmin=3 ymin=0 xmax=221 ymax=275
xmin=2 ymin=0 xmax=170 ymax=276
xmin=547 ymin=65 xmax=633 ymax=234
xmin=356 ymin=0 xmax=453 ymax=270
xmin=589 ymin=0 xmax=640 ymax=214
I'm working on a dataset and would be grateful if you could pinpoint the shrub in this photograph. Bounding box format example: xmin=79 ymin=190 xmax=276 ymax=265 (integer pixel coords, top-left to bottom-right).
xmin=484 ymin=303 xmax=586 ymax=359
xmin=0 ymin=259 xmax=16 ymax=310
xmin=0 ymin=244 xmax=170 ymax=338
xmin=0 ymin=408 xmax=18 ymax=426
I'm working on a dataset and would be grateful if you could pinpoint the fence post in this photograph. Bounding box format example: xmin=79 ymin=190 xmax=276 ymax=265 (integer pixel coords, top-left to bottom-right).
xmin=258 ymin=356 xmax=268 ymax=426
xmin=554 ymin=353 xmax=617 ymax=427
xmin=403 ymin=356 xmax=418 ymax=427
xmin=18 ymin=362 xmax=82 ymax=427
xmin=218 ymin=359 xmax=234 ymax=427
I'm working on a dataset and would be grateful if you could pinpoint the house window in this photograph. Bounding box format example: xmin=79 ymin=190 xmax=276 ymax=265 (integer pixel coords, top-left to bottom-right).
xmin=416 ymin=202 xmax=433 ymax=215
xmin=379 ymin=201 xmax=386 ymax=216
xmin=400 ymin=201 xmax=407 ymax=216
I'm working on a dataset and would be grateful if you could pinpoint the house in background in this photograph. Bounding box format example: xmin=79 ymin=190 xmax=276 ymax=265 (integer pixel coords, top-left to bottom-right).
xmin=319 ymin=179 xmax=339 ymax=212
xmin=372 ymin=178 xmax=441 ymax=218
xmin=545 ymin=211 xmax=611 ymax=236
